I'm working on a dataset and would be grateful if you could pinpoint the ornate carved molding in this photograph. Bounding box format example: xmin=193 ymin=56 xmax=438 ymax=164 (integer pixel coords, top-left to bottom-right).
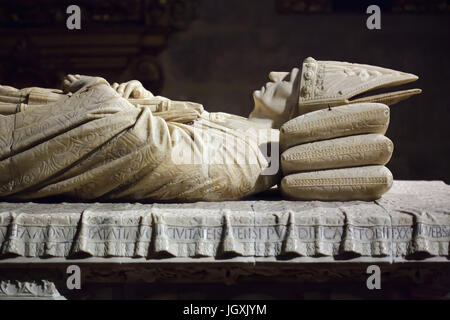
xmin=0 ymin=0 xmax=201 ymax=92
xmin=276 ymin=0 xmax=450 ymax=13
xmin=0 ymin=181 xmax=448 ymax=260
xmin=0 ymin=279 xmax=64 ymax=299
xmin=0 ymin=0 xmax=201 ymax=29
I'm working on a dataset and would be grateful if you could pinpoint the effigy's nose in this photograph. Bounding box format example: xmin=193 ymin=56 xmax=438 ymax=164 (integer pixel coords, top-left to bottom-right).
xmin=268 ymin=71 xmax=289 ymax=82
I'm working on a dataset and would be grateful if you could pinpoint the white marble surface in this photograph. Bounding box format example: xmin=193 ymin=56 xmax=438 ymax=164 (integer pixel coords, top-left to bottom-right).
xmin=0 ymin=180 xmax=448 ymax=261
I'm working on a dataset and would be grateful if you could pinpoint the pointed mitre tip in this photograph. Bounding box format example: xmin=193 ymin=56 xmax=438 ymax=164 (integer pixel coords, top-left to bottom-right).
xmin=389 ymin=71 xmax=419 ymax=87
xmin=403 ymin=88 xmax=422 ymax=98
xmin=405 ymin=72 xmax=419 ymax=81
xmin=397 ymin=71 xmax=419 ymax=83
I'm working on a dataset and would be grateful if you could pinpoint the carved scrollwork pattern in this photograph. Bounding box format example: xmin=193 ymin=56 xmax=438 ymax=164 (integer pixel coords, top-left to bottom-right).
xmin=0 ymin=181 xmax=448 ymax=260
xmin=0 ymin=0 xmax=201 ymax=28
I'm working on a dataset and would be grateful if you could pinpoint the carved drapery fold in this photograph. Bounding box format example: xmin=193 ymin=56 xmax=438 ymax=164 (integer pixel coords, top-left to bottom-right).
xmin=0 ymin=180 xmax=448 ymax=260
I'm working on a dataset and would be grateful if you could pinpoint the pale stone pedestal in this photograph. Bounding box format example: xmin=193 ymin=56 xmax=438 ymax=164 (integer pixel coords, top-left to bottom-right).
xmin=0 ymin=181 xmax=448 ymax=299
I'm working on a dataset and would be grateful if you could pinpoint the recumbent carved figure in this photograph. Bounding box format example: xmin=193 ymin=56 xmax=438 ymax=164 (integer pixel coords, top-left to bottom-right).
xmin=0 ymin=57 xmax=421 ymax=202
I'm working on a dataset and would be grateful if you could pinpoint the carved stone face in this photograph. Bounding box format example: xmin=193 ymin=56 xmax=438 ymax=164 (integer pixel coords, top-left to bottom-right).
xmin=250 ymin=67 xmax=300 ymax=129
xmin=249 ymin=56 xmax=421 ymax=129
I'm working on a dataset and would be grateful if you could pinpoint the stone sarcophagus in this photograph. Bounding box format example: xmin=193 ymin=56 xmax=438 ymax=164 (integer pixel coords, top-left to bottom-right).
xmin=0 ymin=180 xmax=448 ymax=299
xmin=0 ymin=55 xmax=446 ymax=299
xmin=0 ymin=181 xmax=449 ymax=259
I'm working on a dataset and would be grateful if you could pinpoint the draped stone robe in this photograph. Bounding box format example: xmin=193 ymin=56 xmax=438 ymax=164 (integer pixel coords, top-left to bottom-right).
xmin=0 ymin=77 xmax=277 ymax=202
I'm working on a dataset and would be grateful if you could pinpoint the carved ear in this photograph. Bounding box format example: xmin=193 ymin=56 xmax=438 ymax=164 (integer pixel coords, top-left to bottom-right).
xmin=269 ymin=71 xmax=289 ymax=82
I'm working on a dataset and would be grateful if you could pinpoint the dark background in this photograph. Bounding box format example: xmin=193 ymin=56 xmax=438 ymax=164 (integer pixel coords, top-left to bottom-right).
xmin=0 ymin=0 xmax=449 ymax=183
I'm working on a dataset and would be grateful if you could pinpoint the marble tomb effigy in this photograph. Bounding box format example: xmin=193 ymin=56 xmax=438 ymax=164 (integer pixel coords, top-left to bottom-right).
xmin=0 ymin=57 xmax=448 ymax=299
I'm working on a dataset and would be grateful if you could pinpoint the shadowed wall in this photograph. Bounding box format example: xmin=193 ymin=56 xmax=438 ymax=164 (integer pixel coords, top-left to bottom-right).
xmin=159 ymin=0 xmax=450 ymax=182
